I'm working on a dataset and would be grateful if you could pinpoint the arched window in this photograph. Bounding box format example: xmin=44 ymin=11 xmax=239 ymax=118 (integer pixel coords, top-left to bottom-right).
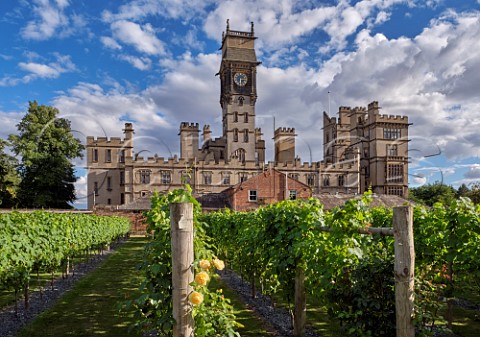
xmin=244 ymin=113 xmax=248 ymax=123
xmin=232 ymin=148 xmax=246 ymax=163
xmin=238 ymin=96 xmax=244 ymax=106
xmin=244 ymin=129 xmax=249 ymax=142
xmin=233 ymin=111 xmax=238 ymax=122
xmin=233 ymin=128 xmax=238 ymax=142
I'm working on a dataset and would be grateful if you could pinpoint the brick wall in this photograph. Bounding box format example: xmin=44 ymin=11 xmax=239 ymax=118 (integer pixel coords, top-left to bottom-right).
xmin=227 ymin=169 xmax=312 ymax=211
xmin=94 ymin=208 xmax=147 ymax=235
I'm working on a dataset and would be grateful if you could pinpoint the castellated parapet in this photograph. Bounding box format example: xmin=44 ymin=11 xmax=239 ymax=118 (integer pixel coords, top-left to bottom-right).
xmin=274 ymin=127 xmax=295 ymax=135
xmin=87 ymin=136 xmax=131 ymax=145
xmin=179 ymin=122 xmax=200 ymax=131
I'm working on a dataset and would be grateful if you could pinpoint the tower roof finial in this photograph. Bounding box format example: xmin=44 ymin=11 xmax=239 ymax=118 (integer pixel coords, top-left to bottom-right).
xmin=226 ymin=19 xmax=230 ymax=31
xmin=251 ymin=21 xmax=254 ymax=34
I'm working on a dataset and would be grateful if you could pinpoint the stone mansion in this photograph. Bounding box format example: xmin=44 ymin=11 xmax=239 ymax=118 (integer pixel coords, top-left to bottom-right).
xmin=86 ymin=22 xmax=410 ymax=210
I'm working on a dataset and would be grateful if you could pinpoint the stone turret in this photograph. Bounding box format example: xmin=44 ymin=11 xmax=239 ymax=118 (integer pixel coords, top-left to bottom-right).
xmin=203 ymin=124 xmax=211 ymax=144
xmin=367 ymin=101 xmax=380 ymax=119
xmin=274 ymin=127 xmax=296 ymax=163
xmin=179 ymin=122 xmax=200 ymax=160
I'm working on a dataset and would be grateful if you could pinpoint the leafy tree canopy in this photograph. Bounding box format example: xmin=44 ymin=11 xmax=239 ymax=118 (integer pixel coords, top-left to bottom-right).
xmin=409 ymin=182 xmax=456 ymax=206
xmin=8 ymin=101 xmax=84 ymax=208
xmin=465 ymin=183 xmax=480 ymax=204
xmin=0 ymin=139 xmax=19 ymax=207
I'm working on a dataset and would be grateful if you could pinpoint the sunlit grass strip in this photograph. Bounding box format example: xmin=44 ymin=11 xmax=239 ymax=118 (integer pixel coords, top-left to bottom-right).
xmin=16 ymin=237 xmax=146 ymax=337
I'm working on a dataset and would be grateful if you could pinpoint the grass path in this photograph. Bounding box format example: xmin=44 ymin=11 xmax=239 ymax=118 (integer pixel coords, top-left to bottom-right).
xmin=17 ymin=237 xmax=146 ymax=337
xmin=16 ymin=237 xmax=274 ymax=337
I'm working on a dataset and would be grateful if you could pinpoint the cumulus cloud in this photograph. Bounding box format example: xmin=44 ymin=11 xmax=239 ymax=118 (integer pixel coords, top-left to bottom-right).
xmin=21 ymin=0 xmax=86 ymax=40
xmin=299 ymin=10 xmax=480 ymax=160
xmin=73 ymin=173 xmax=88 ymax=204
xmin=0 ymin=111 xmax=25 ymax=141
xmin=203 ymin=0 xmax=410 ymax=54
xmin=110 ymin=20 xmax=166 ymax=55
xmin=1 ymin=53 xmax=76 ymax=86
xmin=464 ymin=165 xmax=480 ymax=179
xmin=101 ymin=0 xmax=215 ymax=22
xmin=118 ymin=55 xmax=152 ymax=70
xmin=100 ymin=36 xmax=122 ymax=50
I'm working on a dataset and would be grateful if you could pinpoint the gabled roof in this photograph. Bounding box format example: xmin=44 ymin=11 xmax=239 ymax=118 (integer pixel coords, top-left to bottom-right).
xmin=195 ymin=193 xmax=231 ymax=210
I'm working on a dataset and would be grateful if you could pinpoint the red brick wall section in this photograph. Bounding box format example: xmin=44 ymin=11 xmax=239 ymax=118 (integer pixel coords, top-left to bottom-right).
xmin=94 ymin=208 xmax=147 ymax=235
xmin=230 ymin=170 xmax=312 ymax=211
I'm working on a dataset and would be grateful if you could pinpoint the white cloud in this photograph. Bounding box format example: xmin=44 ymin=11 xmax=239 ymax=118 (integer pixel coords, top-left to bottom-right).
xmin=74 ymin=174 xmax=87 ymax=201
xmin=1 ymin=53 xmax=76 ymax=86
xmin=20 ymin=0 xmax=85 ymax=40
xmin=204 ymin=0 xmax=408 ymax=53
xmin=295 ymin=10 xmax=480 ymax=160
xmin=101 ymin=0 xmax=215 ymax=22
xmin=0 ymin=111 xmax=25 ymax=141
xmin=18 ymin=62 xmax=60 ymax=78
xmin=111 ymin=20 xmax=166 ymax=55
xmin=118 ymin=55 xmax=152 ymax=70
xmin=100 ymin=36 xmax=122 ymax=50
xmin=22 ymin=53 xmax=75 ymax=77
xmin=52 ymin=81 xmax=170 ymax=137
xmin=204 ymin=1 xmax=336 ymax=49
xmin=464 ymin=165 xmax=480 ymax=179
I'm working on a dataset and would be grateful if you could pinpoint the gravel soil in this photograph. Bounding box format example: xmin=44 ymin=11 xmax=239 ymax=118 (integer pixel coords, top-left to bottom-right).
xmin=219 ymin=270 xmax=321 ymax=337
xmin=0 ymin=241 xmax=124 ymax=337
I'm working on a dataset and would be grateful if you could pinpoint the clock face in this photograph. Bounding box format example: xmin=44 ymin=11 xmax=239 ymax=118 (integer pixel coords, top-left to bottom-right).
xmin=234 ymin=72 xmax=248 ymax=86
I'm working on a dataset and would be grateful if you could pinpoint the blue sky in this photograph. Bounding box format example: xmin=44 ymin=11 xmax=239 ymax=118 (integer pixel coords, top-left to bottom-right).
xmin=1 ymin=0 xmax=480 ymax=208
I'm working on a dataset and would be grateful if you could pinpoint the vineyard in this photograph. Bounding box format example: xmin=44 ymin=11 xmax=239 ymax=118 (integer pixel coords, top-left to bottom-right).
xmin=1 ymin=190 xmax=479 ymax=337
xmin=0 ymin=211 xmax=130 ymax=312
xmin=129 ymin=188 xmax=480 ymax=337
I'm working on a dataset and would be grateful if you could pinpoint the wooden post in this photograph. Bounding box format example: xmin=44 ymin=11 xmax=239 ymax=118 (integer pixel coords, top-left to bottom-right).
xmin=171 ymin=203 xmax=194 ymax=337
xmin=393 ymin=206 xmax=415 ymax=337
xmin=293 ymin=266 xmax=306 ymax=337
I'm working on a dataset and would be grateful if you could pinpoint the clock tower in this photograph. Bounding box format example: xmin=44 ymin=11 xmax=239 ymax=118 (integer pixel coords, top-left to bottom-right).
xmin=218 ymin=20 xmax=261 ymax=163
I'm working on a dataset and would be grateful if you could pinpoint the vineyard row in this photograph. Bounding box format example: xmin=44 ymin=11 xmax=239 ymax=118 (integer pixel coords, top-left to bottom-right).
xmin=0 ymin=211 xmax=131 ymax=310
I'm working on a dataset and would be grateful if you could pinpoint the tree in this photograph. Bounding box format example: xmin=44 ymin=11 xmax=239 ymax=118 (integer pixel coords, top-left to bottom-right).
xmin=9 ymin=101 xmax=84 ymax=208
xmin=456 ymin=183 xmax=470 ymax=198
xmin=409 ymin=182 xmax=456 ymax=206
xmin=0 ymin=139 xmax=19 ymax=207
xmin=465 ymin=183 xmax=480 ymax=204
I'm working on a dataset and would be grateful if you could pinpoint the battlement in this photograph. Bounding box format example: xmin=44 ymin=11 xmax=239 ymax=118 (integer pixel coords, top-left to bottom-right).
xmin=86 ymin=136 xmax=130 ymax=146
xmin=203 ymin=124 xmax=211 ymax=131
xmin=274 ymin=127 xmax=295 ymax=135
xmin=266 ymin=160 xmax=322 ymax=170
xmin=180 ymin=122 xmax=200 ymax=131
xmin=376 ymin=114 xmax=409 ymax=122
xmin=339 ymin=106 xmax=351 ymax=112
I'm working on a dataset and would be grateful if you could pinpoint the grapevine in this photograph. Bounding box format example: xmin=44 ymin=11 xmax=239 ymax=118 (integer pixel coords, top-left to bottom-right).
xmin=0 ymin=211 xmax=130 ymax=311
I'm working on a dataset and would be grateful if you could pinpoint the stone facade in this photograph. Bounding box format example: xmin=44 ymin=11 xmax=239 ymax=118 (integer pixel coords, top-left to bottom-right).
xmin=86 ymin=22 xmax=409 ymax=210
